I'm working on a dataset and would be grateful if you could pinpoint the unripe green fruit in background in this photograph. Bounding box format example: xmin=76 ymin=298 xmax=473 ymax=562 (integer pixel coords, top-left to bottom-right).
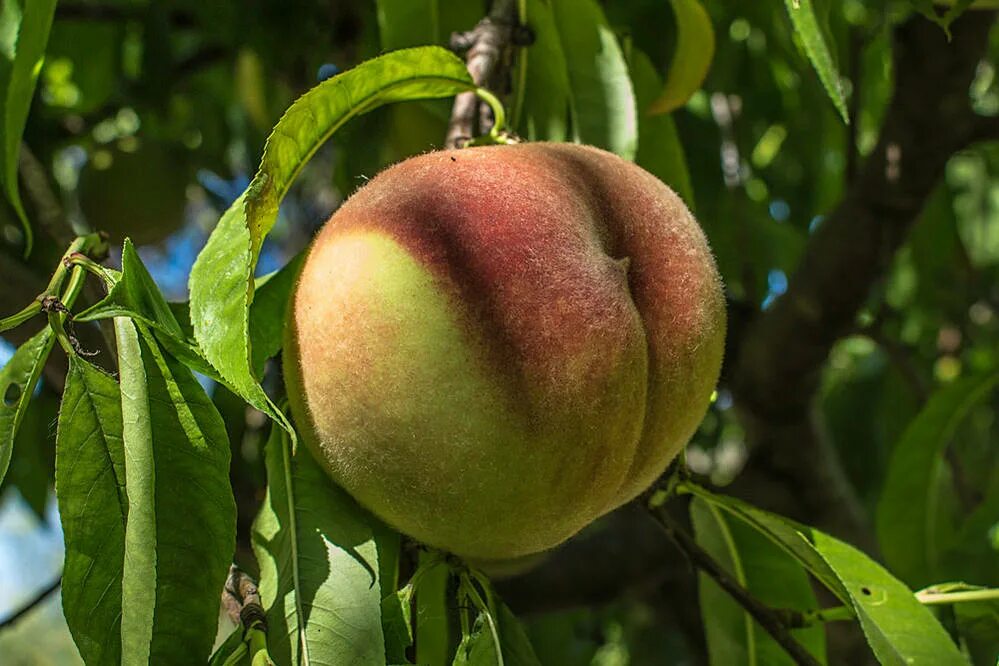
xmin=78 ymin=141 xmax=189 ymax=246
xmin=284 ymin=143 xmax=725 ymax=560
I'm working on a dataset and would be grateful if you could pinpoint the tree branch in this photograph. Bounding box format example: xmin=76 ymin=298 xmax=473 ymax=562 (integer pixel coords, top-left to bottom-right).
xmin=496 ymin=503 xmax=709 ymax=662
xmin=648 ymin=506 xmax=822 ymax=666
xmin=19 ymin=145 xmax=115 ymax=360
xmin=222 ymin=565 xmax=266 ymax=630
xmin=445 ymin=0 xmax=520 ymax=148
xmin=18 ymin=144 xmax=76 ymax=248
xmin=728 ymin=11 xmax=995 ymax=547
xmin=0 ymin=577 xmax=61 ymax=631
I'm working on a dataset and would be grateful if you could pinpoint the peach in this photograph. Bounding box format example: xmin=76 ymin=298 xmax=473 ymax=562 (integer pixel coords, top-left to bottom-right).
xmin=284 ymin=143 xmax=725 ymax=560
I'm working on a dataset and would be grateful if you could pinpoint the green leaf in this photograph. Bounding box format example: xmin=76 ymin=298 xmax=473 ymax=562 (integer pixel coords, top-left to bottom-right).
xmin=514 ymin=0 xmax=570 ymax=142
xmin=116 ymin=319 xmax=237 ymax=664
xmin=684 ymin=485 xmax=850 ymax=603
xmin=687 ymin=484 xmax=968 ymax=665
xmin=55 ymin=355 xmax=126 ymax=666
xmin=876 ymin=370 xmax=999 ymax=587
xmin=4 ymin=385 xmax=57 ymax=519
xmin=252 ymin=424 xmax=394 ymax=666
xmin=911 ymin=0 xmax=977 ymax=36
xmin=783 ymin=0 xmax=848 ymax=123
xmin=375 ymin=0 xmax=487 ymax=51
xmin=628 ymin=48 xmax=695 ymax=206
xmin=189 ymin=47 xmax=476 ymax=438
xmin=77 ymin=240 xmax=183 ymax=338
xmin=452 ymin=614 xmax=493 ymax=666
xmin=550 ymin=0 xmax=638 ymax=159
xmin=249 ymin=252 xmax=304 ymax=378
xmin=378 ymin=0 xmax=441 ymax=49
xmin=0 ymin=0 xmax=57 ymax=254
xmin=811 ymin=532 xmax=967 ymax=665
xmin=946 ymin=463 xmax=999 ymax=586
xmin=244 ymin=47 xmax=473 ymax=259
xmin=452 ymin=598 xmax=541 ymax=666
xmin=953 ymin=597 xmax=999 ymax=665
xmin=383 ymin=582 xmax=416 ymax=664
xmin=0 ymin=328 xmax=54 ymax=487
xmin=208 ymin=629 xmax=249 ymax=666
xmin=691 ymin=498 xmax=826 ymax=666
xmin=74 ymin=241 xmax=224 ymax=386
xmin=416 ymin=554 xmax=452 ymax=666
xmin=375 ymin=1 xmax=484 ymax=162
xmin=438 ymin=0 xmax=487 ymax=40
xmin=648 ymin=0 xmax=715 ymax=115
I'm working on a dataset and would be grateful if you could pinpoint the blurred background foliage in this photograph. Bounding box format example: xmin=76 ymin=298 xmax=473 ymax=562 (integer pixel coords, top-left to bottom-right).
xmin=0 ymin=0 xmax=997 ymax=663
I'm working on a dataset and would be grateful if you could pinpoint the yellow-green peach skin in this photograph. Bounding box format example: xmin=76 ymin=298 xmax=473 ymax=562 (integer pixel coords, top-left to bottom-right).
xmin=284 ymin=143 xmax=725 ymax=560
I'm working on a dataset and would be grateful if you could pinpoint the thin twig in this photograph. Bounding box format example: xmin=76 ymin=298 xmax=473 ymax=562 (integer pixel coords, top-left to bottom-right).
xmin=18 ymin=143 xmax=77 ymax=247
xmin=858 ymin=304 xmax=930 ymax=404
xmin=916 ymin=587 xmax=999 ymax=605
xmin=648 ymin=507 xmax=822 ymax=666
xmin=445 ymin=0 xmax=520 ymax=148
xmin=222 ymin=565 xmax=267 ymax=631
xmin=17 ymin=144 xmax=117 ymax=357
xmin=0 ymin=577 xmax=61 ymax=631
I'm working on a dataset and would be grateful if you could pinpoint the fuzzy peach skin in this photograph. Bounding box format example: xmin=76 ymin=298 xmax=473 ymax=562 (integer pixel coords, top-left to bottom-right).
xmin=284 ymin=143 xmax=725 ymax=560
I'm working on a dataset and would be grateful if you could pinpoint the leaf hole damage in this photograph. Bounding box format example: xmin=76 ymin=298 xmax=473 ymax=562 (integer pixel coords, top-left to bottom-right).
xmin=3 ymin=383 xmax=22 ymax=407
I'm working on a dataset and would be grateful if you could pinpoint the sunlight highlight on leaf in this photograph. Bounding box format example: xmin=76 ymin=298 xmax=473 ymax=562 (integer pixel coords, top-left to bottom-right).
xmin=189 ymin=47 xmax=477 ymax=441
xmin=252 ymin=424 xmax=396 ymax=665
xmin=783 ymin=0 xmax=849 ymax=123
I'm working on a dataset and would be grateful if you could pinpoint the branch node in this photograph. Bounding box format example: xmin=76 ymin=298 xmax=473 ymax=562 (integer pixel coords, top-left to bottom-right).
xmin=445 ymin=0 xmax=521 ymax=149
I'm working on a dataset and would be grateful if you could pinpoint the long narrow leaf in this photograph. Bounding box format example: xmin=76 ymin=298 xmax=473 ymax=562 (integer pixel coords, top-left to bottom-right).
xmin=812 ymin=532 xmax=966 ymax=665
xmin=550 ymin=0 xmax=638 ymax=159
xmin=629 ymin=48 xmax=695 ymax=206
xmin=685 ymin=484 xmax=849 ymax=602
xmin=692 ymin=498 xmax=826 ymax=666
xmin=0 ymin=328 xmax=54 ymax=487
xmin=76 ymin=240 xmax=183 ymax=339
xmin=189 ymin=47 xmax=476 ymax=439
xmin=377 ymin=0 xmax=440 ymax=48
xmin=783 ymin=0 xmax=848 ymax=122
xmin=55 ymin=355 xmax=127 ymax=666
xmin=75 ymin=241 xmax=222 ymax=382
xmin=0 ymin=0 xmax=57 ymax=253
xmin=252 ymin=425 xmax=395 ymax=665
xmin=648 ymin=0 xmax=715 ymax=115
xmin=117 ymin=319 xmax=237 ymax=664
xmin=876 ymin=370 xmax=999 ymax=587
xmin=515 ymin=0 xmax=570 ymax=142
xmin=249 ymin=252 xmax=304 ymax=378
xmin=688 ymin=484 xmax=966 ymax=664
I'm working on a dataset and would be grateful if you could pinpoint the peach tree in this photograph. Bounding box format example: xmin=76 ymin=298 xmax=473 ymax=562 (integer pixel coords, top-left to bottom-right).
xmin=1 ymin=1 xmax=998 ymax=664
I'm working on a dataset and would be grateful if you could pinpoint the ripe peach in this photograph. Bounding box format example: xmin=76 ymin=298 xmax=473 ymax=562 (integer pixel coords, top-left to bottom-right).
xmin=284 ymin=143 xmax=725 ymax=560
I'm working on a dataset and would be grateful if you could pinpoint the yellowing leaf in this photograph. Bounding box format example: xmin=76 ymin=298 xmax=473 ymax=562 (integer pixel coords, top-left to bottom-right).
xmin=648 ymin=0 xmax=715 ymax=115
